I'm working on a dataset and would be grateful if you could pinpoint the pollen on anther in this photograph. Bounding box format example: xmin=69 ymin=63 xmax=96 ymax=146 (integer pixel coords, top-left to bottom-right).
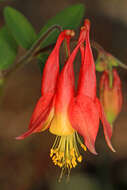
xmin=81 ymin=144 xmax=87 ymax=151
xmin=77 ymin=155 xmax=82 ymax=162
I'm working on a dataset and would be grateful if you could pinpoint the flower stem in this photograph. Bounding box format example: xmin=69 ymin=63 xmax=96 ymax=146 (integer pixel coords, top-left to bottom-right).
xmin=91 ymin=41 xmax=127 ymax=70
xmin=108 ymin=65 xmax=113 ymax=88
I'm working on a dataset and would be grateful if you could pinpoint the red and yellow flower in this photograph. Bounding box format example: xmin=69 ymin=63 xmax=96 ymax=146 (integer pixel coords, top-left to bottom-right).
xmin=16 ymin=19 xmax=115 ymax=175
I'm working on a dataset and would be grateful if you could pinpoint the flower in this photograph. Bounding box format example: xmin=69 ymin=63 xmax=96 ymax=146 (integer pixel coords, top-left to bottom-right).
xmin=99 ymin=69 xmax=123 ymax=124
xmin=49 ymin=27 xmax=87 ymax=171
xmin=16 ymin=19 xmax=115 ymax=178
xmin=69 ymin=19 xmax=115 ymax=155
xmin=16 ymin=27 xmax=87 ymax=173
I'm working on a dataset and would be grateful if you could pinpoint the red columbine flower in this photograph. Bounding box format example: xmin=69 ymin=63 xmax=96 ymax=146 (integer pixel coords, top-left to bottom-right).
xmin=69 ymin=19 xmax=115 ymax=155
xmin=16 ymin=28 xmax=87 ymax=172
xmin=100 ymin=69 xmax=123 ymax=124
xmin=49 ymin=27 xmax=87 ymax=170
xmin=16 ymin=19 xmax=115 ymax=176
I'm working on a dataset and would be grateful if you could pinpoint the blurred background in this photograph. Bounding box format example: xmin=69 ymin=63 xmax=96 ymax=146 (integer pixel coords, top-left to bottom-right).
xmin=0 ymin=0 xmax=127 ymax=189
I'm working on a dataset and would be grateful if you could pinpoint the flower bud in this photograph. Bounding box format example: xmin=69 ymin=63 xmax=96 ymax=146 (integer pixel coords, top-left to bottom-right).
xmin=96 ymin=54 xmax=108 ymax=72
xmin=100 ymin=69 xmax=123 ymax=124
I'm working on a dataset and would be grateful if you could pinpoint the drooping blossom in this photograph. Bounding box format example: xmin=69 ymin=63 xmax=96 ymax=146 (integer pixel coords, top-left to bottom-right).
xmin=49 ymin=27 xmax=87 ymax=170
xmin=100 ymin=69 xmax=123 ymax=124
xmin=69 ymin=19 xmax=115 ymax=155
xmin=16 ymin=27 xmax=87 ymax=172
xmin=16 ymin=20 xmax=115 ymax=176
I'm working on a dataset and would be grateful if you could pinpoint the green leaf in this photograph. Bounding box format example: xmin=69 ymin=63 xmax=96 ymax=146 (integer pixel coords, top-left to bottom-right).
xmin=4 ymin=6 xmax=37 ymax=49
xmin=38 ymin=4 xmax=85 ymax=48
xmin=0 ymin=26 xmax=18 ymax=70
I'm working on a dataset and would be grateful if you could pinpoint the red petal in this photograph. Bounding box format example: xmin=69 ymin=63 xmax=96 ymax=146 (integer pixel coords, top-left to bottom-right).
xmin=113 ymin=69 xmax=121 ymax=87
xmin=77 ymin=22 xmax=96 ymax=100
xmin=69 ymin=94 xmax=99 ymax=154
xmin=113 ymin=69 xmax=123 ymax=109
xmin=41 ymin=30 xmax=73 ymax=96
xmin=95 ymin=98 xmax=116 ymax=152
xmin=16 ymin=92 xmax=54 ymax=140
xmin=55 ymin=30 xmax=87 ymax=113
xmin=99 ymin=71 xmax=108 ymax=91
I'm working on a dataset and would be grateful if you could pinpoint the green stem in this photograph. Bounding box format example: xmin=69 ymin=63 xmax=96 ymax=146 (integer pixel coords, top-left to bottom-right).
xmin=112 ymin=56 xmax=127 ymax=69
xmin=64 ymin=40 xmax=69 ymax=59
xmin=108 ymin=65 xmax=113 ymax=88
xmin=33 ymin=43 xmax=55 ymax=57
xmin=91 ymin=41 xmax=127 ymax=70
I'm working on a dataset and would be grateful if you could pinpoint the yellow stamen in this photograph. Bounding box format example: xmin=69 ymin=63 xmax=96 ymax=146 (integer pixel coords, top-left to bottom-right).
xmin=77 ymin=155 xmax=82 ymax=162
xmin=81 ymin=144 xmax=87 ymax=151
xmin=50 ymin=132 xmax=87 ymax=180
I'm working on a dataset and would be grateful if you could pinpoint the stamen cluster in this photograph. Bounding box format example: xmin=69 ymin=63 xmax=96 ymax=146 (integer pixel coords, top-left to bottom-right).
xmin=50 ymin=133 xmax=86 ymax=170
